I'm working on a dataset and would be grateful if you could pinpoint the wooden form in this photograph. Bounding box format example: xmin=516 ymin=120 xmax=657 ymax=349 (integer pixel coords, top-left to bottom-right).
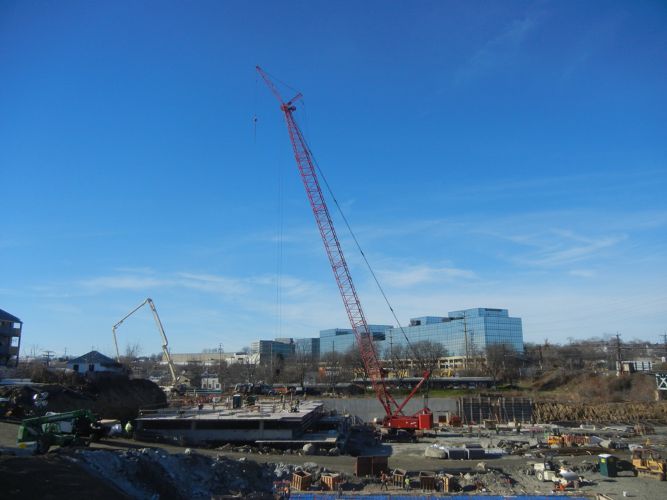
xmin=291 ymin=471 xmax=312 ymax=491
xmin=321 ymin=473 xmax=342 ymax=491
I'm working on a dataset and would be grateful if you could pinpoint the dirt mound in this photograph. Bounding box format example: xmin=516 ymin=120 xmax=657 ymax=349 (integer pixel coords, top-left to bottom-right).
xmin=530 ymin=368 xmax=580 ymax=391
xmin=0 ymin=376 xmax=166 ymax=421
xmin=559 ymin=372 xmax=657 ymax=403
xmin=530 ymin=370 xmax=658 ymax=404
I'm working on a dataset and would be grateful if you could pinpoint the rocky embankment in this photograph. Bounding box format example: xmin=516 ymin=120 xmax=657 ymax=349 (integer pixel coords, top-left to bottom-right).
xmin=533 ymin=400 xmax=667 ymax=424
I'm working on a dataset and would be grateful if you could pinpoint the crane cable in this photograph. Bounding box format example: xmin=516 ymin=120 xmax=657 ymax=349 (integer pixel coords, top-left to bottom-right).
xmin=300 ymin=130 xmax=425 ymax=371
xmin=258 ymin=68 xmax=429 ymax=373
xmin=254 ymin=72 xmax=284 ymax=338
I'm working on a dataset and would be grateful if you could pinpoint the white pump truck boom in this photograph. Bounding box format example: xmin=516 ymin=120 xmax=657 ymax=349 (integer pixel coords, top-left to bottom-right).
xmin=112 ymin=298 xmax=181 ymax=392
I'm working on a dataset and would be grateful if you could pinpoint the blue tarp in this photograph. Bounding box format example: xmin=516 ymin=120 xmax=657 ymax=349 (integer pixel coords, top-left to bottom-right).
xmin=291 ymin=496 xmax=589 ymax=500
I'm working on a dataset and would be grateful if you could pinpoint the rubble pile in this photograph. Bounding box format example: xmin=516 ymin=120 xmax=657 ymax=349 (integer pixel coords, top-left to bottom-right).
xmin=70 ymin=448 xmax=277 ymax=499
xmin=455 ymin=466 xmax=518 ymax=496
xmin=0 ymin=385 xmax=93 ymax=418
xmin=533 ymin=401 xmax=667 ymax=424
xmin=216 ymin=442 xmax=341 ymax=457
xmin=70 ymin=449 xmax=350 ymax=499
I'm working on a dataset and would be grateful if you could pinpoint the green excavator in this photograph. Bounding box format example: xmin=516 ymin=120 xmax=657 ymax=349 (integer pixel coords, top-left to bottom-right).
xmin=17 ymin=409 xmax=103 ymax=454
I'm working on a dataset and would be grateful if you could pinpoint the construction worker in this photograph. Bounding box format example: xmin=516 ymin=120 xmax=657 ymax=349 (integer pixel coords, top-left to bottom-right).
xmin=124 ymin=420 xmax=134 ymax=438
xmin=380 ymin=471 xmax=389 ymax=490
xmin=404 ymin=476 xmax=411 ymax=490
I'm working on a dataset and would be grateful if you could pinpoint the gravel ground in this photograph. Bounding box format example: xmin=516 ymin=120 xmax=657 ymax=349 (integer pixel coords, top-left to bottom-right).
xmin=2 ymin=420 xmax=667 ymax=498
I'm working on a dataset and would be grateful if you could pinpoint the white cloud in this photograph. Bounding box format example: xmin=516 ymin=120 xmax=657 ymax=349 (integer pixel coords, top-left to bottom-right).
xmin=176 ymin=272 xmax=250 ymax=295
xmin=525 ymin=234 xmax=625 ymax=267
xmin=456 ymin=13 xmax=541 ymax=82
xmin=79 ymin=275 xmax=171 ymax=291
xmin=378 ymin=264 xmax=476 ymax=288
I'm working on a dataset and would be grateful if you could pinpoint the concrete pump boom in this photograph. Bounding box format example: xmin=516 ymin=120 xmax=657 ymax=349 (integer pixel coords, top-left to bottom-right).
xmin=112 ymin=298 xmax=179 ymax=385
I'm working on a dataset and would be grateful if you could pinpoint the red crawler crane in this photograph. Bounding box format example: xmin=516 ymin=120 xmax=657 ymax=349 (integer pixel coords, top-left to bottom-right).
xmin=257 ymin=66 xmax=432 ymax=431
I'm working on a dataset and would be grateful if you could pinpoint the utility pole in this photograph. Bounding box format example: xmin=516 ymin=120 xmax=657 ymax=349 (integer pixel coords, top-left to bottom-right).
xmin=330 ymin=340 xmax=335 ymax=394
xmin=615 ymin=333 xmax=623 ymax=376
xmin=218 ymin=343 xmax=223 ymax=379
xmin=389 ymin=328 xmax=393 ymax=364
xmin=463 ymin=312 xmax=470 ymax=370
xmin=42 ymin=350 xmax=54 ymax=367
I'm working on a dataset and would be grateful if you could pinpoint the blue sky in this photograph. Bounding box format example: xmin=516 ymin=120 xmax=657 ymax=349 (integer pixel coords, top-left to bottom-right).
xmin=2 ymin=1 xmax=666 ymax=358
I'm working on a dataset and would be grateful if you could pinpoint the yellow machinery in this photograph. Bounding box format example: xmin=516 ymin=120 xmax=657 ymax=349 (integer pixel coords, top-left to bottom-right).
xmin=547 ymin=435 xmax=564 ymax=447
xmin=631 ymin=449 xmax=666 ymax=480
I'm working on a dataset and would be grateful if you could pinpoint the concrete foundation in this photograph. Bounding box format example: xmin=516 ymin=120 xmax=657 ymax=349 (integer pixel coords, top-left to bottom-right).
xmin=135 ymin=400 xmax=327 ymax=445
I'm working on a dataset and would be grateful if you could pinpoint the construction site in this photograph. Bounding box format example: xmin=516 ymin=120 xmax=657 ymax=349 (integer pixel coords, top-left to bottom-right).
xmin=2 ymin=382 xmax=667 ymax=499
xmin=6 ymin=0 xmax=667 ymax=497
xmin=2 ymin=60 xmax=667 ymax=499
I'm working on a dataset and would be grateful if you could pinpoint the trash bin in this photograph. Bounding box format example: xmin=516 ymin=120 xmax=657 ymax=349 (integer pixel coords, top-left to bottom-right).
xmin=599 ymin=453 xmax=618 ymax=477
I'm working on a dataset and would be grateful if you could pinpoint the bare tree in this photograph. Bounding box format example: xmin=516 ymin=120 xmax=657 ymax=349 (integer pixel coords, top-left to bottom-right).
xmin=124 ymin=342 xmax=142 ymax=360
xmin=226 ymin=358 xmax=258 ymax=385
xmin=340 ymin=345 xmax=367 ymax=381
xmin=241 ymin=356 xmax=258 ymax=385
xmin=410 ymin=340 xmax=448 ymax=374
xmin=215 ymin=358 xmax=229 ymax=388
xmin=320 ymin=351 xmax=342 ymax=392
xmin=289 ymin=344 xmax=316 ymax=388
xmin=184 ymin=359 xmax=204 ymax=387
xmin=484 ymin=343 xmax=521 ymax=384
xmin=383 ymin=344 xmax=411 ymax=382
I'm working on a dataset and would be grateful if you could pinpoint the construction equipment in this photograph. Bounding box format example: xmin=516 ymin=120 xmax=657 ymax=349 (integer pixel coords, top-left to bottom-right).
xmin=632 ymin=448 xmax=666 ymax=480
xmin=532 ymin=460 xmax=559 ymax=482
xmin=531 ymin=460 xmax=579 ymax=486
xmin=112 ymin=298 xmax=183 ymax=393
xmin=17 ymin=409 xmax=102 ymax=454
xmin=257 ymin=66 xmax=432 ymax=432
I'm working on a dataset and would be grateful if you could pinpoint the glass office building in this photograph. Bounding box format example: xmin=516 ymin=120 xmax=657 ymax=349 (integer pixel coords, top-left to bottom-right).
xmin=387 ymin=308 xmax=523 ymax=357
xmin=318 ymin=308 xmax=523 ymax=358
xmin=319 ymin=325 xmax=392 ymax=357
xmin=294 ymin=337 xmax=320 ymax=359
xmin=250 ymin=339 xmax=295 ymax=365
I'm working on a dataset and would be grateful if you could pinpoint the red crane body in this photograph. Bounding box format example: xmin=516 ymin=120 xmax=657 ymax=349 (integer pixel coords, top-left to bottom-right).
xmin=257 ymin=66 xmax=432 ymax=431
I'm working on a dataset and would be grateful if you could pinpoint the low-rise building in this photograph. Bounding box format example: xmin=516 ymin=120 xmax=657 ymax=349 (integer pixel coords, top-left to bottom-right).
xmin=200 ymin=372 xmax=221 ymax=391
xmin=167 ymin=352 xmax=258 ymax=366
xmin=0 ymin=308 xmax=22 ymax=367
xmin=66 ymin=351 xmax=124 ymax=375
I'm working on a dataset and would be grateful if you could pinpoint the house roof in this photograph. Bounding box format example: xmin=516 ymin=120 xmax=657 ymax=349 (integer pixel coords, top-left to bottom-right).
xmin=0 ymin=309 xmax=22 ymax=323
xmin=68 ymin=350 xmax=121 ymax=367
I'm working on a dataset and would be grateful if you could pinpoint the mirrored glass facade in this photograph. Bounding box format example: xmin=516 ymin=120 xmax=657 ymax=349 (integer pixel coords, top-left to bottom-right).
xmin=319 ymin=324 xmax=392 ymax=357
xmin=318 ymin=308 xmax=523 ymax=357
